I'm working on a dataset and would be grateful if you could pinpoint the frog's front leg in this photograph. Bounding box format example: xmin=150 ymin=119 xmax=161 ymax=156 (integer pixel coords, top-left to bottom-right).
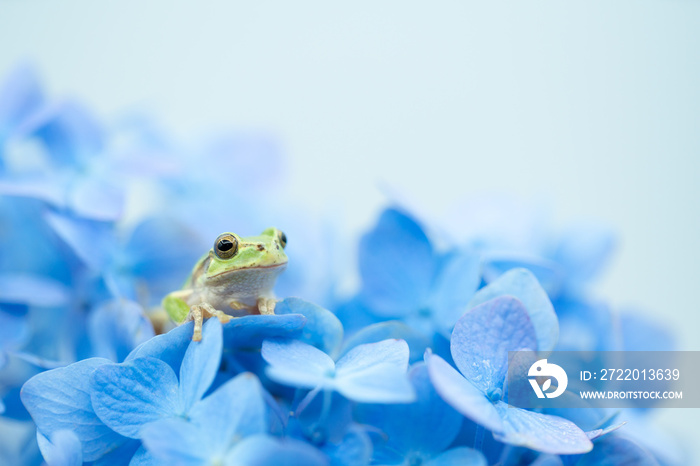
xmin=257 ymin=297 xmax=277 ymax=315
xmin=188 ymin=303 xmax=232 ymax=341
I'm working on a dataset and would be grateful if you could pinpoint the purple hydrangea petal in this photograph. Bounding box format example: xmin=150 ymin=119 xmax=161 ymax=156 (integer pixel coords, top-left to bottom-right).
xmin=20 ymin=358 xmax=126 ymax=461
xmin=359 ymin=208 xmax=435 ymax=317
xmin=493 ymin=402 xmax=592 ymax=455
xmin=178 ymin=318 xmax=223 ymax=412
xmin=451 ymin=296 xmax=537 ymax=394
xmin=90 ymin=357 xmax=182 ymax=438
xmin=425 ymin=352 xmax=503 ymax=433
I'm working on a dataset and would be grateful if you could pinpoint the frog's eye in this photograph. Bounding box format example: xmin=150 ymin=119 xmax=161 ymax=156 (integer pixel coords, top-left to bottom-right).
xmin=278 ymin=230 xmax=287 ymax=249
xmin=214 ymin=233 xmax=239 ymax=259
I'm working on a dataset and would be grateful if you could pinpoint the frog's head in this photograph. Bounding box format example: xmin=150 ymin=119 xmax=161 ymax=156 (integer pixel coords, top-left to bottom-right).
xmin=205 ymin=227 xmax=288 ymax=278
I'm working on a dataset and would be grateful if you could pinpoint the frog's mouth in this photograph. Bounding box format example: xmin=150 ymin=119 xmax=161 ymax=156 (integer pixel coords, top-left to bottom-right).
xmin=209 ymin=261 xmax=287 ymax=278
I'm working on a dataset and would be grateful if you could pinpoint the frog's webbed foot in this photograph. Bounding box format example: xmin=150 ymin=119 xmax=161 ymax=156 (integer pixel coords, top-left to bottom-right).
xmin=257 ymin=297 xmax=277 ymax=316
xmin=187 ymin=303 xmax=232 ymax=341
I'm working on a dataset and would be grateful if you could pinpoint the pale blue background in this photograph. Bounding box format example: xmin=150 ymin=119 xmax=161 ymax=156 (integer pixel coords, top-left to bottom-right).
xmin=1 ymin=0 xmax=698 ymax=457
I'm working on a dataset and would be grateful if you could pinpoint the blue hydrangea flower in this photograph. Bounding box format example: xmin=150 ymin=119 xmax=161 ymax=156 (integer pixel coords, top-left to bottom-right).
xmin=262 ymin=338 xmax=415 ymax=404
xmin=352 ymin=207 xmax=481 ymax=337
xmin=426 ymin=296 xmax=592 ymax=455
xmin=355 ymin=363 xmax=486 ymax=465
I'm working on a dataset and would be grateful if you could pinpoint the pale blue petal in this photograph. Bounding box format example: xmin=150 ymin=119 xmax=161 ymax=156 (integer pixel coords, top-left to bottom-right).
xmin=493 ymin=402 xmax=592 ymax=454
xmin=223 ymin=314 xmax=306 ymax=348
xmin=576 ymin=435 xmax=659 ymax=466
xmin=91 ymin=357 xmax=181 ymax=438
xmin=0 ymin=274 xmax=70 ymax=307
xmin=120 ymin=217 xmax=206 ymax=304
xmin=425 ymin=352 xmax=503 ymax=433
xmin=275 ymin=297 xmax=343 ymax=357
xmin=224 ymin=434 xmax=328 ymax=466
xmin=188 ymin=373 xmax=267 ymax=448
xmin=467 ymin=268 xmax=558 ymax=352
xmin=179 ymin=318 xmax=222 ymax=412
xmin=425 ymin=447 xmax=486 ymax=466
xmin=88 ymin=300 xmax=155 ymax=362
xmin=430 ymin=251 xmax=481 ymax=335
xmin=44 ymin=211 xmax=115 ymax=271
xmin=334 ymin=339 xmax=414 ymax=403
xmin=128 ymin=446 xmax=162 ymax=466
xmin=68 ymin=176 xmax=125 ymax=221
xmin=586 ymin=422 xmax=625 ymax=441
xmin=355 ymin=363 xmax=462 ymax=457
xmin=358 ymin=208 xmax=435 ymax=317
xmin=322 ymin=426 xmax=372 ymax=466
xmin=125 ymin=322 xmax=193 ymax=375
xmin=451 ymin=296 xmax=537 ymax=394
xmin=16 ymin=100 xmax=103 ymax=166
xmin=141 ymin=418 xmax=210 ymax=466
xmin=0 ymin=309 xmax=29 ymax=352
xmin=0 ymin=64 xmax=43 ymax=139
xmin=339 ymin=320 xmax=428 ymax=364
xmin=262 ymin=339 xmax=334 ymax=389
xmin=481 ymin=254 xmax=564 ymax=298
xmin=37 ymin=429 xmax=83 ymax=466
xmin=20 ymin=358 xmax=126 ymax=461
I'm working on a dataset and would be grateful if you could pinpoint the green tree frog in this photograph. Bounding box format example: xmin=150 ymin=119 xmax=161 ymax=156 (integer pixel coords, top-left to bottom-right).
xmin=162 ymin=228 xmax=288 ymax=341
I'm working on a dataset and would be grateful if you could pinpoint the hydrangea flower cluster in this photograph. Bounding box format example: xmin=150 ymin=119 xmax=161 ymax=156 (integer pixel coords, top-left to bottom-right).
xmin=0 ymin=66 xmax=683 ymax=465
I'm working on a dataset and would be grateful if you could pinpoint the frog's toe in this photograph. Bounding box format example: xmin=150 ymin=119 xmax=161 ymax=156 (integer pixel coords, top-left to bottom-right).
xmin=257 ymin=297 xmax=276 ymax=315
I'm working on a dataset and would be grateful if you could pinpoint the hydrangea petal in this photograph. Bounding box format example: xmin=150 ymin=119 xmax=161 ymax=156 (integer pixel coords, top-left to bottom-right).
xmin=576 ymin=435 xmax=659 ymax=466
xmin=125 ymin=322 xmax=193 ymax=375
xmin=20 ymin=357 xmax=126 ymax=461
xmin=0 ymin=274 xmax=70 ymax=307
xmin=262 ymin=339 xmax=335 ymax=389
xmin=0 ymin=64 xmax=43 ymax=139
xmin=339 ymin=320 xmax=428 ymax=364
xmin=275 ymin=297 xmax=343 ymax=356
xmin=493 ymin=402 xmax=592 ymax=455
xmin=430 ymin=251 xmax=481 ymax=334
xmin=88 ymin=300 xmax=155 ymax=362
xmin=481 ymin=254 xmax=564 ymax=298
xmin=224 ymin=434 xmax=328 ymax=466
xmin=321 ymin=426 xmax=372 ymax=466
xmin=355 ymin=363 xmax=462 ymax=457
xmin=223 ymin=314 xmax=306 ymax=348
xmin=425 ymin=352 xmax=503 ymax=433
xmin=91 ymin=357 xmax=181 ymax=438
xmin=44 ymin=211 xmax=114 ymax=271
xmin=335 ymin=339 xmax=415 ymax=403
xmin=359 ymin=208 xmax=435 ymax=316
xmin=425 ymin=447 xmax=486 ymax=466
xmin=451 ymin=296 xmax=537 ymax=394
xmin=188 ymin=373 xmax=267 ymax=444
xmin=36 ymin=430 xmax=82 ymax=466
xmin=140 ymin=418 xmax=209 ymax=465
xmin=178 ymin=318 xmax=223 ymax=412
xmin=552 ymin=224 xmax=616 ymax=288
xmin=467 ymin=268 xmax=557 ymax=352
xmin=68 ymin=176 xmax=124 ymax=222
